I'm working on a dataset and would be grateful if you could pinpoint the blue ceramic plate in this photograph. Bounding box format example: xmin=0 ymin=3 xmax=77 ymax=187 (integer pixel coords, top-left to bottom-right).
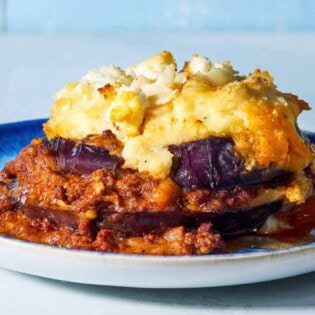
xmin=0 ymin=119 xmax=46 ymax=169
xmin=0 ymin=119 xmax=315 ymax=288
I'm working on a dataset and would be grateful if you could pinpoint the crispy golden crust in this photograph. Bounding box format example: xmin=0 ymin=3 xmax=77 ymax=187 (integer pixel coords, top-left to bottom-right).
xmin=43 ymin=52 xmax=313 ymax=179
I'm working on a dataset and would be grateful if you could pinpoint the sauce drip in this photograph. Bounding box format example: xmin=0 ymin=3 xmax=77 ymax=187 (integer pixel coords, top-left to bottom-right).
xmin=226 ymin=195 xmax=315 ymax=252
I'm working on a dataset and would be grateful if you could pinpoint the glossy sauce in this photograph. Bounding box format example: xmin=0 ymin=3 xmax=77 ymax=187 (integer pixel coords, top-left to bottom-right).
xmin=226 ymin=195 xmax=315 ymax=252
xmin=274 ymin=195 xmax=315 ymax=240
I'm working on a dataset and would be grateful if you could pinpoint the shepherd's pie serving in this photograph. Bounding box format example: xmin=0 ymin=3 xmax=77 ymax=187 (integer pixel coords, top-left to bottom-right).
xmin=0 ymin=51 xmax=314 ymax=255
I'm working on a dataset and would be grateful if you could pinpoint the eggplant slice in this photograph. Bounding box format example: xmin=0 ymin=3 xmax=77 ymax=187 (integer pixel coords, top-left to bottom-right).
xmin=21 ymin=200 xmax=282 ymax=237
xmin=46 ymin=136 xmax=290 ymax=190
xmin=23 ymin=206 xmax=79 ymax=230
xmin=96 ymin=201 xmax=282 ymax=237
xmin=169 ymin=137 xmax=289 ymax=190
xmin=45 ymin=138 xmax=123 ymax=175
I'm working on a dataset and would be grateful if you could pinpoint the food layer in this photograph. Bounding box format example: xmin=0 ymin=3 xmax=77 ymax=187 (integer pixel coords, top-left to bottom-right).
xmin=0 ymin=52 xmax=314 ymax=255
xmin=44 ymin=52 xmax=312 ymax=182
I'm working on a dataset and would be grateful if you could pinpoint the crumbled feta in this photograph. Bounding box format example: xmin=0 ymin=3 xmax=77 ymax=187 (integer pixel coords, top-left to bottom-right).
xmin=81 ymin=65 xmax=132 ymax=89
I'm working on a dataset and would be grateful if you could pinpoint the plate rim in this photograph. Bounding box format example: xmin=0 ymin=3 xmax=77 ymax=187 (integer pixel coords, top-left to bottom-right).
xmin=1 ymin=234 xmax=315 ymax=263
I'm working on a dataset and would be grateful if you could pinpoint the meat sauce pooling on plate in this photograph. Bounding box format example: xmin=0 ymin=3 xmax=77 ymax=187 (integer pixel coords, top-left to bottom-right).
xmin=0 ymin=51 xmax=315 ymax=255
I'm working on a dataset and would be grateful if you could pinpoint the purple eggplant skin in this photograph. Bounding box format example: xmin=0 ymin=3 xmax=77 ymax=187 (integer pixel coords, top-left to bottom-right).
xmin=21 ymin=200 xmax=282 ymax=237
xmin=45 ymin=138 xmax=123 ymax=176
xmin=23 ymin=206 xmax=79 ymax=230
xmin=169 ymin=137 xmax=241 ymax=190
xmin=169 ymin=137 xmax=289 ymax=190
xmin=96 ymin=200 xmax=283 ymax=237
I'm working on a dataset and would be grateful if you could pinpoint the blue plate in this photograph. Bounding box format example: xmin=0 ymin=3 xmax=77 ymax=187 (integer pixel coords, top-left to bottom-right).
xmin=0 ymin=119 xmax=315 ymax=287
xmin=0 ymin=119 xmax=46 ymax=169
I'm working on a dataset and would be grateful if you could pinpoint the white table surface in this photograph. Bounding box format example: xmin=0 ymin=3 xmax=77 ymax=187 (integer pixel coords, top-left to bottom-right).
xmin=1 ymin=33 xmax=315 ymax=314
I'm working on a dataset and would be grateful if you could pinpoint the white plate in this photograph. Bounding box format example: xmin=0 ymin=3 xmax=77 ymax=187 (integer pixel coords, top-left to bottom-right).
xmin=0 ymin=236 xmax=315 ymax=288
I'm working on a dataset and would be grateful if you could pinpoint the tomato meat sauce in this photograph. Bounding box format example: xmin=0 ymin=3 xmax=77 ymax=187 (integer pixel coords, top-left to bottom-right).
xmin=0 ymin=135 xmax=314 ymax=256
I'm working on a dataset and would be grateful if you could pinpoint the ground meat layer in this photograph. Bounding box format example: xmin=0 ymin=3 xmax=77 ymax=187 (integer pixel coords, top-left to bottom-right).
xmin=0 ymin=134 xmax=307 ymax=255
xmin=0 ymin=210 xmax=223 ymax=255
xmin=1 ymin=139 xmax=257 ymax=215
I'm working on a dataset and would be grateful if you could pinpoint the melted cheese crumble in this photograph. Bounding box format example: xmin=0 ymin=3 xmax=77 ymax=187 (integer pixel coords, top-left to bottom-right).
xmin=44 ymin=51 xmax=313 ymax=180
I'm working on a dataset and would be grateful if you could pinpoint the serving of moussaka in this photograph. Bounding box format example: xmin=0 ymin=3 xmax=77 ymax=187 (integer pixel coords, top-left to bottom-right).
xmin=0 ymin=51 xmax=314 ymax=255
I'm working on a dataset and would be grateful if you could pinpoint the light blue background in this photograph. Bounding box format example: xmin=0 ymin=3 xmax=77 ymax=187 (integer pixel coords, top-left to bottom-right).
xmin=1 ymin=0 xmax=315 ymax=33
xmin=1 ymin=2 xmax=315 ymax=315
